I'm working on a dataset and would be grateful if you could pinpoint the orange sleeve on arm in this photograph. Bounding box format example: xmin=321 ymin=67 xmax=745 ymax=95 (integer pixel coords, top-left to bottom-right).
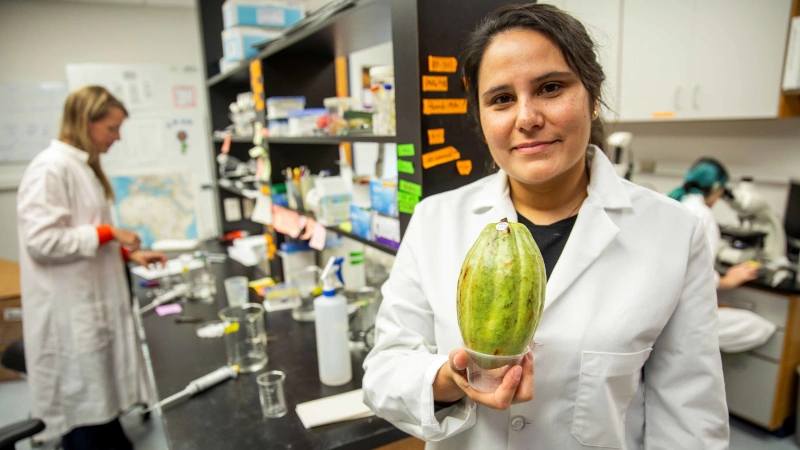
xmin=96 ymin=225 xmax=114 ymax=245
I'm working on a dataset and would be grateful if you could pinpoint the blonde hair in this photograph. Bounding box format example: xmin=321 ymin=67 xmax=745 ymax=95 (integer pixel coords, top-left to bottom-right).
xmin=59 ymin=85 xmax=128 ymax=200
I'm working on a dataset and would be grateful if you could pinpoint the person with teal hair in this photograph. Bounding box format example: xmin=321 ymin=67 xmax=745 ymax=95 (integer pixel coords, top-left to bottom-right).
xmin=670 ymin=157 xmax=757 ymax=289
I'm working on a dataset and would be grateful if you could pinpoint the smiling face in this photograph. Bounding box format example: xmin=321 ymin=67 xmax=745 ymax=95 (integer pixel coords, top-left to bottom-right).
xmin=478 ymin=29 xmax=594 ymax=187
xmin=88 ymin=106 xmax=126 ymax=154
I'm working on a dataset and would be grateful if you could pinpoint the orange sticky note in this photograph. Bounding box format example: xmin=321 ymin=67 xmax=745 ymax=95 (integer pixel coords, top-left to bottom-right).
xmin=422 ymin=146 xmax=461 ymax=169
xmin=221 ymin=134 xmax=231 ymax=154
xmin=652 ymin=111 xmax=676 ymax=119
xmin=423 ymin=99 xmax=467 ymax=115
xmin=249 ymin=60 xmax=262 ymax=78
xmin=428 ymin=56 xmax=458 ymax=73
xmin=427 ymin=128 xmax=445 ymax=145
xmin=422 ymin=75 xmax=448 ymax=92
xmin=456 ymin=160 xmax=472 ymax=176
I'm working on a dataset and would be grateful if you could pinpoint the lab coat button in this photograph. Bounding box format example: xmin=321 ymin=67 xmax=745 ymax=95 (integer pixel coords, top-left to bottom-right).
xmin=511 ymin=415 xmax=526 ymax=431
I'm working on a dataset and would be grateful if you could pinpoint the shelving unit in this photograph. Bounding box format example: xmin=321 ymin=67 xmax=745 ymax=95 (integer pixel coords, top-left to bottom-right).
xmin=196 ymin=0 xmax=506 ymax=279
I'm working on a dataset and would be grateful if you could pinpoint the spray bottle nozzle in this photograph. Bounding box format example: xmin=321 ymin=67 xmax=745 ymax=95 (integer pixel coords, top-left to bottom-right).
xmin=320 ymin=256 xmax=345 ymax=296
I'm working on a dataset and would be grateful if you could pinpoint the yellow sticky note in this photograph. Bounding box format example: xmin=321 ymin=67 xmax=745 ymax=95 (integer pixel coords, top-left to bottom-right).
xmin=428 ymin=56 xmax=458 ymax=73
xmin=456 ymin=160 xmax=473 ymax=176
xmin=422 ymin=146 xmax=461 ymax=169
xmin=427 ymin=128 xmax=445 ymax=145
xmin=423 ymin=99 xmax=468 ymax=115
xmin=422 ymin=75 xmax=448 ymax=92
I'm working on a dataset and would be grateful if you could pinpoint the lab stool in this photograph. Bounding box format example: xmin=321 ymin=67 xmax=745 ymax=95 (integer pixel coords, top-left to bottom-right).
xmin=0 ymin=338 xmax=46 ymax=450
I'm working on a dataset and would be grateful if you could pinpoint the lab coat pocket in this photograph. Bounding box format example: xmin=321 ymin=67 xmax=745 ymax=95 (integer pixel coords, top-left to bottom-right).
xmin=571 ymin=348 xmax=652 ymax=448
xmin=69 ymin=302 xmax=111 ymax=354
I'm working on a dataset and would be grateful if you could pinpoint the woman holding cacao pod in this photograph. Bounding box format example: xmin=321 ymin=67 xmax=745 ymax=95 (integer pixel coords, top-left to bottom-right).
xmin=363 ymin=3 xmax=728 ymax=449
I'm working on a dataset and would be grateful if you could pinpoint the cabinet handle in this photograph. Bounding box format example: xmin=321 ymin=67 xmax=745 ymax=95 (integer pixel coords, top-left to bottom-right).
xmin=692 ymin=85 xmax=700 ymax=110
xmin=673 ymin=86 xmax=682 ymax=112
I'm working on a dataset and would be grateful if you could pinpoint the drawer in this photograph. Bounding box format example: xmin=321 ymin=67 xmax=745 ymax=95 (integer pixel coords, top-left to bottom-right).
xmin=721 ymin=352 xmax=780 ymax=427
xmin=751 ymin=329 xmax=784 ymax=361
xmin=718 ymin=288 xmax=790 ymax=329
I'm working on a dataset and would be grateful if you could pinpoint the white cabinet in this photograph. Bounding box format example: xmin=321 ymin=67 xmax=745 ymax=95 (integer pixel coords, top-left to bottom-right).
xmin=688 ymin=0 xmax=792 ymax=119
xmin=538 ymin=0 xmax=622 ymax=121
xmin=619 ymin=0 xmax=793 ymax=121
xmin=619 ymin=0 xmax=694 ymax=121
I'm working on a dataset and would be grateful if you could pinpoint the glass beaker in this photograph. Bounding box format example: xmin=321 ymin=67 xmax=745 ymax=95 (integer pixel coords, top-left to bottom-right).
xmin=349 ymin=286 xmax=380 ymax=350
xmin=218 ymin=303 xmax=268 ymax=373
xmin=224 ymin=276 xmax=249 ymax=307
xmin=257 ymin=370 xmax=288 ymax=418
xmin=290 ymin=266 xmax=322 ymax=322
xmin=190 ymin=251 xmax=216 ymax=302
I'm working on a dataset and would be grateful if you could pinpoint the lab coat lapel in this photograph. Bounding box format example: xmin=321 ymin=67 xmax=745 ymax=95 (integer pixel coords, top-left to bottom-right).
xmin=544 ymin=194 xmax=619 ymax=310
xmin=544 ymin=147 xmax=629 ymax=310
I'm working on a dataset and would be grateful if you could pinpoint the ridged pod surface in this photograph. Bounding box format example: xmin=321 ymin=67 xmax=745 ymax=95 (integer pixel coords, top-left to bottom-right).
xmin=457 ymin=218 xmax=546 ymax=356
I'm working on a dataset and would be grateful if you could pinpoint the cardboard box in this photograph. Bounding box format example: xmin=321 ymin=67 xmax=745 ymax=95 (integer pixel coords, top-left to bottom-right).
xmin=0 ymin=259 xmax=23 ymax=382
xmin=222 ymin=0 xmax=305 ymax=30
xmin=222 ymin=26 xmax=283 ymax=62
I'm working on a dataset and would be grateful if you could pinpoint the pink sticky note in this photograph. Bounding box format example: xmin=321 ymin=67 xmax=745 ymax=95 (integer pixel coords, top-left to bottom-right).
xmin=273 ymin=206 xmax=301 ymax=237
xmin=296 ymin=216 xmax=308 ymax=238
xmin=309 ymin=223 xmax=327 ymax=251
xmin=255 ymin=157 xmax=264 ymax=178
xmin=156 ymin=303 xmax=183 ymax=316
xmin=300 ymin=218 xmax=316 ymax=240
xmin=221 ymin=134 xmax=231 ymax=154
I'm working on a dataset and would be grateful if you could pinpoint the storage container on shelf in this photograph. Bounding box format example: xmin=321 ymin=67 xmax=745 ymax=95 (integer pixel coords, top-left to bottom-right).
xmin=266 ymin=96 xmax=305 ymax=119
xmin=222 ymin=0 xmax=305 ymax=30
xmin=222 ymin=27 xmax=283 ymax=62
xmin=323 ymin=97 xmax=358 ymax=135
xmin=369 ymin=66 xmax=395 ymax=135
xmin=287 ymin=108 xmax=327 ymax=137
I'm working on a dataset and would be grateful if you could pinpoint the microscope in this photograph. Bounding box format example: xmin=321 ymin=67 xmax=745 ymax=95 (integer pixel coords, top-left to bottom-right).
xmin=719 ymin=178 xmax=794 ymax=286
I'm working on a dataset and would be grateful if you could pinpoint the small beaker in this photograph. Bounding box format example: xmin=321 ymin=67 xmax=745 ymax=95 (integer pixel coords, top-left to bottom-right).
xmin=349 ymin=287 xmax=380 ymax=349
xmin=464 ymin=343 xmax=532 ymax=393
xmin=218 ymin=303 xmax=268 ymax=373
xmin=190 ymin=252 xmax=216 ymax=302
xmin=257 ymin=370 xmax=287 ymax=418
xmin=224 ymin=276 xmax=249 ymax=307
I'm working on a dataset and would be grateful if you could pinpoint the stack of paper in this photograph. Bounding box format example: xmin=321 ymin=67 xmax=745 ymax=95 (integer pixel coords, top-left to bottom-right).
xmin=295 ymin=389 xmax=374 ymax=429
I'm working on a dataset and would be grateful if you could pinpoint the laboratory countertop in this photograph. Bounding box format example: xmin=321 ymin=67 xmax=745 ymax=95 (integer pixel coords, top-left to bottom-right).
xmin=716 ymin=262 xmax=800 ymax=296
xmin=132 ymin=256 xmax=408 ymax=450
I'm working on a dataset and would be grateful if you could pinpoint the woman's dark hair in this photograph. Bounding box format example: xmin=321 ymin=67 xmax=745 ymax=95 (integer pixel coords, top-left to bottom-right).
xmin=462 ymin=3 xmax=607 ymax=152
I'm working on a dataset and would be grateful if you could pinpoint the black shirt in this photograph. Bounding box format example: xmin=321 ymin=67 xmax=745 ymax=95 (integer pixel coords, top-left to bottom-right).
xmin=516 ymin=212 xmax=578 ymax=280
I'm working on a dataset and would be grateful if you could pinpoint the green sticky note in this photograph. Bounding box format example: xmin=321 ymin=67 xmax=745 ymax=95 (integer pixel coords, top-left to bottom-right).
xmin=397 ymin=143 xmax=415 ymax=157
xmin=397 ymin=160 xmax=415 ymax=174
xmin=398 ymin=180 xmax=422 ymax=197
xmin=397 ymin=191 xmax=420 ymax=205
xmin=398 ymin=200 xmax=417 ymax=215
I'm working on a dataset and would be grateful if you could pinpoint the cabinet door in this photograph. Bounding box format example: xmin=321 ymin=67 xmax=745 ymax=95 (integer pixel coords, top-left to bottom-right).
xmin=688 ymin=0 xmax=792 ymax=119
xmin=619 ymin=0 xmax=694 ymax=121
xmin=721 ymin=352 xmax=780 ymax=428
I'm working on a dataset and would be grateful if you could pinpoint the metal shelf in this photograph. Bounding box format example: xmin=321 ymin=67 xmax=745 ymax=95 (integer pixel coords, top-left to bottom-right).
xmin=267 ymin=135 xmax=396 ymax=145
xmin=213 ymin=135 xmax=255 ymax=143
xmin=205 ymin=0 xmax=391 ymax=88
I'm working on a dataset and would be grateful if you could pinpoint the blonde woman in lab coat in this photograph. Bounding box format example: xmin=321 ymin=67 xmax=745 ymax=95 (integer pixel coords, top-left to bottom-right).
xmin=669 ymin=158 xmax=776 ymax=353
xmin=17 ymin=85 xmax=166 ymax=449
xmin=363 ymin=4 xmax=729 ymax=449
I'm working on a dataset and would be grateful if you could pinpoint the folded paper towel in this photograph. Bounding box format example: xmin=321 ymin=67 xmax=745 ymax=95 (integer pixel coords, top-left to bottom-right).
xmin=295 ymin=389 xmax=374 ymax=429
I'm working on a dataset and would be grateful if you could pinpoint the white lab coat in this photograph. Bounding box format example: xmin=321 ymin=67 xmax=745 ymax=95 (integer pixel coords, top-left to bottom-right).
xmin=680 ymin=193 xmax=776 ymax=353
xmin=363 ymin=147 xmax=729 ymax=449
xmin=17 ymin=140 xmax=143 ymax=441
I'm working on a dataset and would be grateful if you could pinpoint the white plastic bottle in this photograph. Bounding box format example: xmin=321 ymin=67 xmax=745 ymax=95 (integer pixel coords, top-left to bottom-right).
xmin=313 ymin=257 xmax=353 ymax=386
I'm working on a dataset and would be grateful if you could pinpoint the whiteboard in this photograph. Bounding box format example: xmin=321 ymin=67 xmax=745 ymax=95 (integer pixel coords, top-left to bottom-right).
xmin=66 ymin=63 xmax=219 ymax=239
xmin=0 ymin=82 xmax=68 ymax=163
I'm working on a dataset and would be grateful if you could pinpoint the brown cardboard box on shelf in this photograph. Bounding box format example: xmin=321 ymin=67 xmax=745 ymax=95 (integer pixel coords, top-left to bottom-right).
xmin=0 ymin=259 xmax=23 ymax=382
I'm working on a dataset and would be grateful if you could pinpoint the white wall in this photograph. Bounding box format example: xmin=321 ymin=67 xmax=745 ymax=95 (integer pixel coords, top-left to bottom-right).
xmin=607 ymin=119 xmax=800 ymax=226
xmin=0 ymin=0 xmax=204 ymax=261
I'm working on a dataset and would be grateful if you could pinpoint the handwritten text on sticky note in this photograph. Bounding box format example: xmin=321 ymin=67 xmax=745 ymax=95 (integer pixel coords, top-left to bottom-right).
xmin=422 ymin=75 xmax=448 ymax=92
xmin=397 ymin=160 xmax=415 ymax=175
xmin=423 ymin=99 xmax=468 ymax=115
xmin=428 ymin=56 xmax=458 ymax=73
xmin=427 ymin=128 xmax=445 ymax=145
xmin=422 ymin=146 xmax=461 ymax=169
xmin=398 ymin=180 xmax=422 ymax=197
xmin=457 ymin=160 xmax=473 ymax=176
xmin=397 ymin=143 xmax=415 ymax=157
